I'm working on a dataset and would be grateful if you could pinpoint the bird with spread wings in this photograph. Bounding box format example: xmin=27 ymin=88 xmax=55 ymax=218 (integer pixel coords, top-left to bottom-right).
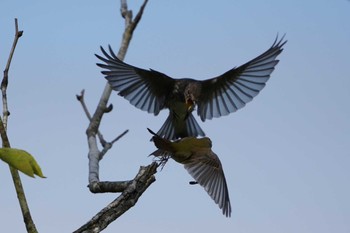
xmin=96 ymin=36 xmax=287 ymax=140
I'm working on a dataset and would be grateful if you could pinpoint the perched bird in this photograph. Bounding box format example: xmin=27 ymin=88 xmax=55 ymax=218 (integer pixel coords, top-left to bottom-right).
xmin=148 ymin=128 xmax=231 ymax=217
xmin=96 ymin=36 xmax=287 ymax=140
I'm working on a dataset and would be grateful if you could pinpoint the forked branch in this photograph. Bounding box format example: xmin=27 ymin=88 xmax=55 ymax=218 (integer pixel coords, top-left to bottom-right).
xmin=76 ymin=1 xmax=158 ymax=231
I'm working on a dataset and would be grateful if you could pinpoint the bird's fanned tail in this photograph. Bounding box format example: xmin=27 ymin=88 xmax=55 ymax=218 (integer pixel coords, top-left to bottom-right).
xmin=156 ymin=113 xmax=205 ymax=140
xmin=185 ymin=113 xmax=205 ymax=138
xmin=156 ymin=114 xmax=175 ymax=140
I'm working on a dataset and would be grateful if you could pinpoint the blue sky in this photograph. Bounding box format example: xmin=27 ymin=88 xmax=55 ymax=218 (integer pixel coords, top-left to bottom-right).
xmin=0 ymin=0 xmax=349 ymax=232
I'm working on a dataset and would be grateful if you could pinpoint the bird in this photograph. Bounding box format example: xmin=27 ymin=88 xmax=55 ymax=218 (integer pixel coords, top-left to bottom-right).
xmin=96 ymin=36 xmax=287 ymax=140
xmin=147 ymin=128 xmax=232 ymax=217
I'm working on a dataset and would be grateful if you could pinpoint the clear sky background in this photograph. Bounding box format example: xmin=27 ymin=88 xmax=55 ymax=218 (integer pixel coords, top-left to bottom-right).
xmin=0 ymin=0 xmax=349 ymax=232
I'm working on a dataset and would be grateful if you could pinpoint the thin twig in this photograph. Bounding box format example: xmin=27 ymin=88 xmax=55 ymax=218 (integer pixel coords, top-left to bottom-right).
xmin=117 ymin=0 xmax=149 ymax=61
xmin=120 ymin=0 xmax=132 ymax=25
xmin=110 ymin=129 xmax=129 ymax=144
xmin=130 ymin=0 xmax=149 ymax=30
xmin=76 ymin=89 xmax=129 ymax=161
xmin=99 ymin=129 xmax=129 ymax=160
xmin=2 ymin=18 xmax=23 ymax=129
xmin=1 ymin=19 xmax=38 ymax=233
xmin=76 ymin=89 xmax=107 ymax=146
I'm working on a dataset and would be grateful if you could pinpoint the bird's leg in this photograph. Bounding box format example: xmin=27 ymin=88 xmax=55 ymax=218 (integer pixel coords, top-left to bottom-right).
xmin=153 ymin=154 xmax=170 ymax=171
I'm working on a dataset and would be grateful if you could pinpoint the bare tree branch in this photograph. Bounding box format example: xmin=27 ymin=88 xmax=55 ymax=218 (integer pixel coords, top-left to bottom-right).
xmin=2 ymin=18 xmax=23 ymax=129
xmin=117 ymin=0 xmax=148 ymax=62
xmin=131 ymin=0 xmax=149 ymax=30
xmin=76 ymin=1 xmax=160 ymax=230
xmin=99 ymin=129 xmax=129 ymax=160
xmin=77 ymin=89 xmax=129 ymax=157
xmin=77 ymin=89 xmax=107 ymax=147
xmin=88 ymin=180 xmax=130 ymax=194
xmin=74 ymin=162 xmax=157 ymax=233
xmin=79 ymin=0 xmax=150 ymax=192
xmin=1 ymin=18 xmax=38 ymax=233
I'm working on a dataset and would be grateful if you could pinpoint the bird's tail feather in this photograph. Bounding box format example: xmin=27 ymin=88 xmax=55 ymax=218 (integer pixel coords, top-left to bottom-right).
xmin=156 ymin=113 xmax=205 ymax=140
xmin=186 ymin=114 xmax=205 ymax=138
xmin=147 ymin=128 xmax=173 ymax=155
xmin=156 ymin=114 xmax=175 ymax=140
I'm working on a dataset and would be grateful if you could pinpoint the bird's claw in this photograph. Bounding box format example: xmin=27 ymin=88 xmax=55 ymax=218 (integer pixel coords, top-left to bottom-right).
xmin=153 ymin=155 xmax=170 ymax=171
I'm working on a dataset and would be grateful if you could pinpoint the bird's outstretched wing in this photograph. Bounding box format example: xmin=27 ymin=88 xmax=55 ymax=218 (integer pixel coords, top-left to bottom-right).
xmin=197 ymin=35 xmax=287 ymax=121
xmin=184 ymin=150 xmax=232 ymax=217
xmin=96 ymin=46 xmax=175 ymax=115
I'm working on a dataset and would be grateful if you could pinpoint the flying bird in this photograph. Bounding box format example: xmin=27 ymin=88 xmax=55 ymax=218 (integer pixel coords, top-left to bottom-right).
xmin=147 ymin=128 xmax=231 ymax=217
xmin=96 ymin=36 xmax=287 ymax=140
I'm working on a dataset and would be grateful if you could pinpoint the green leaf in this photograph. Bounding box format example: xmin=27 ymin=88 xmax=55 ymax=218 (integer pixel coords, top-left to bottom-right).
xmin=0 ymin=148 xmax=46 ymax=178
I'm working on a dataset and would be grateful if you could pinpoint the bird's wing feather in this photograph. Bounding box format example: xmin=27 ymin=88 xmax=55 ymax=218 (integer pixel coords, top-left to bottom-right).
xmin=197 ymin=35 xmax=287 ymax=121
xmin=184 ymin=150 xmax=231 ymax=217
xmin=96 ymin=45 xmax=175 ymax=115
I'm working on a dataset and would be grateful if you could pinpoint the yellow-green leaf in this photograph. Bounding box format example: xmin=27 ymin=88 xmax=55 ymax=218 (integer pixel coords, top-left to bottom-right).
xmin=0 ymin=148 xmax=46 ymax=178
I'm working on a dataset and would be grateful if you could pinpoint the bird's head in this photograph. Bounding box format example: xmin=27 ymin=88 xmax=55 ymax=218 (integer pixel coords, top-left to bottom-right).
xmin=184 ymin=82 xmax=201 ymax=112
xmin=184 ymin=90 xmax=197 ymax=112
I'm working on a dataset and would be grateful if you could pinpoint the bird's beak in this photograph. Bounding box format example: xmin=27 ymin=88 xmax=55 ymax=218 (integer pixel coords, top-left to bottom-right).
xmin=185 ymin=98 xmax=195 ymax=112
